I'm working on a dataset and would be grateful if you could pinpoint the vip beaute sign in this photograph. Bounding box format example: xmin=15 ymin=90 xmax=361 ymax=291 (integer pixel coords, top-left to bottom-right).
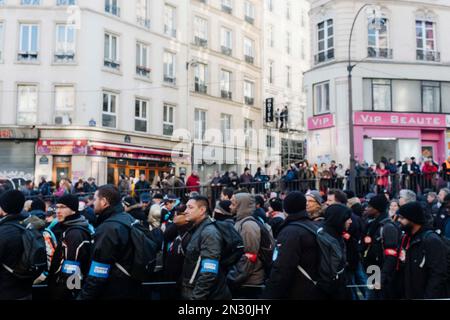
xmin=307 ymin=114 xmax=334 ymax=130
xmin=354 ymin=112 xmax=446 ymax=128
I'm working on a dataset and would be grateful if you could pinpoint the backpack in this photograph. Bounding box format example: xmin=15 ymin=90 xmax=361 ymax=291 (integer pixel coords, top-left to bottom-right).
xmin=242 ymin=216 xmax=276 ymax=275
xmin=2 ymin=223 xmax=47 ymax=280
xmin=209 ymin=219 xmax=244 ymax=269
xmin=108 ymin=219 xmax=159 ymax=282
xmin=422 ymin=230 xmax=450 ymax=296
xmin=292 ymin=222 xmax=346 ymax=294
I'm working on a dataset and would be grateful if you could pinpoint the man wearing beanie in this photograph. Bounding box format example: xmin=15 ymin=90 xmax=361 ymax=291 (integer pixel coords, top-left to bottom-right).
xmin=0 ymin=190 xmax=34 ymax=300
xmin=29 ymin=198 xmax=47 ymax=220
xmin=362 ymin=194 xmax=401 ymax=300
xmin=263 ymin=191 xmax=323 ymax=299
xmin=267 ymin=198 xmax=285 ymax=238
xmin=305 ymin=190 xmax=324 ymax=221
xmin=397 ymin=201 xmax=448 ymax=299
xmin=213 ymin=200 xmax=234 ymax=223
xmin=47 ymin=194 xmax=93 ymax=300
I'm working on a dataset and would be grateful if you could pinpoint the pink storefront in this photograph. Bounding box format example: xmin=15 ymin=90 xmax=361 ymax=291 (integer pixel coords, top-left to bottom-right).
xmin=353 ymin=112 xmax=446 ymax=164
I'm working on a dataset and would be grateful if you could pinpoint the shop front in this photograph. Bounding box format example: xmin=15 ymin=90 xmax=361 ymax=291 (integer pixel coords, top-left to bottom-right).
xmin=353 ymin=112 xmax=446 ymax=165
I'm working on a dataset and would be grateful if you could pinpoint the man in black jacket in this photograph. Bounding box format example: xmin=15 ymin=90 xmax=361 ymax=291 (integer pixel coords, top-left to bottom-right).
xmin=48 ymin=195 xmax=92 ymax=300
xmin=397 ymin=201 xmax=448 ymax=299
xmin=262 ymin=192 xmax=323 ymax=299
xmin=362 ymin=194 xmax=401 ymax=300
xmin=77 ymin=185 xmax=141 ymax=300
xmin=134 ymin=174 xmax=150 ymax=201
xmin=0 ymin=190 xmax=33 ymax=300
xmin=180 ymin=195 xmax=231 ymax=300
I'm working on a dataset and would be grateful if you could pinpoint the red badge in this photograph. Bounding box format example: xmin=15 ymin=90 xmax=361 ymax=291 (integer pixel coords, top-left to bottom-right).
xmin=399 ymin=249 xmax=406 ymax=262
xmin=342 ymin=232 xmax=351 ymax=240
xmin=364 ymin=236 xmax=372 ymax=244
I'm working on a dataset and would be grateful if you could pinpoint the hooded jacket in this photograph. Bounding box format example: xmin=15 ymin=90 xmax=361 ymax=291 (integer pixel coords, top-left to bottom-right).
xmin=227 ymin=193 xmax=265 ymax=286
xmin=0 ymin=212 xmax=35 ymax=300
xmin=48 ymin=213 xmax=92 ymax=300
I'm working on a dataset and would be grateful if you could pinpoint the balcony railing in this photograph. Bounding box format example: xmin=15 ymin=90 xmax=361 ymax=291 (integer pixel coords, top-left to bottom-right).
xmin=368 ymin=47 xmax=393 ymax=59
xmin=314 ymin=49 xmax=335 ymax=64
xmin=105 ymin=4 xmax=120 ymax=17
xmin=104 ymin=58 xmax=120 ymax=69
xmin=137 ymin=16 xmax=151 ymax=29
xmin=245 ymin=96 xmax=254 ymax=105
xmin=245 ymin=16 xmax=254 ymax=24
xmin=164 ymin=76 xmax=176 ymax=84
xmin=245 ymin=55 xmax=254 ymax=64
xmin=221 ymin=46 xmax=232 ymax=56
xmin=194 ymin=36 xmax=208 ymax=48
xmin=164 ymin=25 xmax=177 ymax=37
xmin=136 ymin=65 xmax=151 ymax=77
xmin=195 ymin=83 xmax=208 ymax=94
xmin=18 ymin=51 xmax=38 ymax=61
xmin=54 ymin=51 xmax=75 ymax=62
xmin=222 ymin=4 xmax=232 ymax=14
xmin=221 ymin=90 xmax=232 ymax=100
xmin=416 ymin=49 xmax=440 ymax=62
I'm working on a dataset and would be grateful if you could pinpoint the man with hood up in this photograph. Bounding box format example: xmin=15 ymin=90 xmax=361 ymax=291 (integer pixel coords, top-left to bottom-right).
xmin=227 ymin=192 xmax=265 ymax=289
xmin=48 ymin=194 xmax=93 ymax=300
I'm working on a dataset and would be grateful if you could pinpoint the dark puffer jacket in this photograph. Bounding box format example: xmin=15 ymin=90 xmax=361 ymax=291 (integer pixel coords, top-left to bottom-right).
xmin=180 ymin=217 xmax=231 ymax=300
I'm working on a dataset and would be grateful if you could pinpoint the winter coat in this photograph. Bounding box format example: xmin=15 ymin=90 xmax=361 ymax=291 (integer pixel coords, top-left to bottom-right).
xmin=268 ymin=211 xmax=286 ymax=239
xmin=180 ymin=217 xmax=231 ymax=300
xmin=186 ymin=175 xmax=201 ymax=193
xmin=134 ymin=180 xmax=150 ymax=198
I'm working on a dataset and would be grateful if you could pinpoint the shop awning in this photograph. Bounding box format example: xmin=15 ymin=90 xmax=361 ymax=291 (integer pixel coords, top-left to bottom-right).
xmin=89 ymin=142 xmax=174 ymax=157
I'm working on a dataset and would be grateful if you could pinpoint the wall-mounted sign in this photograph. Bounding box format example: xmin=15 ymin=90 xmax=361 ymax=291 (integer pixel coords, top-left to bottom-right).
xmin=354 ymin=112 xmax=446 ymax=128
xmin=39 ymin=156 xmax=49 ymax=165
xmin=307 ymin=114 xmax=335 ymax=130
xmin=0 ymin=128 xmax=38 ymax=139
xmin=37 ymin=140 xmax=88 ymax=155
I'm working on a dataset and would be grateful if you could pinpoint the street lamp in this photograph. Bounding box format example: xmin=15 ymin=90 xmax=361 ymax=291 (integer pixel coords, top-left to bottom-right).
xmin=347 ymin=4 xmax=383 ymax=192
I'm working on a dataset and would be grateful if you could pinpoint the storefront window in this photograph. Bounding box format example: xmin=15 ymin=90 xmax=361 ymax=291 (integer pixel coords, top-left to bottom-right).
xmin=372 ymin=79 xmax=391 ymax=111
xmin=422 ymin=81 xmax=440 ymax=113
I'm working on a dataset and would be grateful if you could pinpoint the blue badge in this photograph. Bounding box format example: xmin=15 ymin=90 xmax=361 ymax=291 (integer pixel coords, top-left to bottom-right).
xmin=62 ymin=260 xmax=80 ymax=275
xmin=272 ymin=248 xmax=279 ymax=261
xmin=88 ymin=261 xmax=111 ymax=278
xmin=200 ymin=259 xmax=219 ymax=274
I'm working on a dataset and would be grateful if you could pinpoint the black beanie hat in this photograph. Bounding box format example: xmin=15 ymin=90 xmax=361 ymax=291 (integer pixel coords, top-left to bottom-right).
xmin=56 ymin=195 xmax=79 ymax=212
xmin=31 ymin=198 xmax=46 ymax=212
xmin=0 ymin=190 xmax=25 ymax=215
xmin=269 ymin=197 xmax=283 ymax=212
xmin=283 ymin=191 xmax=306 ymax=214
xmin=397 ymin=201 xmax=426 ymax=225
xmin=368 ymin=194 xmax=389 ymax=213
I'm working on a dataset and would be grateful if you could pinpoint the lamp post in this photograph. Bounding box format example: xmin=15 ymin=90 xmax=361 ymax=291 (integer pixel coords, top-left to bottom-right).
xmin=347 ymin=4 xmax=382 ymax=192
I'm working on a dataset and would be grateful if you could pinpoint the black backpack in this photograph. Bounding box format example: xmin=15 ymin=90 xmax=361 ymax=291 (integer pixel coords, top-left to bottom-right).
xmin=422 ymin=230 xmax=450 ymax=296
xmin=2 ymin=223 xmax=47 ymax=280
xmin=242 ymin=216 xmax=276 ymax=275
xmin=210 ymin=219 xmax=244 ymax=269
xmin=108 ymin=219 xmax=159 ymax=282
xmin=292 ymin=222 xmax=346 ymax=294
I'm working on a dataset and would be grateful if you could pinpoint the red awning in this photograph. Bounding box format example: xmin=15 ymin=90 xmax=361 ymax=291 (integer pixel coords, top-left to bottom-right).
xmin=89 ymin=142 xmax=173 ymax=156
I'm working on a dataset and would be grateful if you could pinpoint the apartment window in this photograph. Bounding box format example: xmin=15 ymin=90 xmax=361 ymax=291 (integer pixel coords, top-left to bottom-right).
xmin=136 ymin=0 xmax=150 ymax=28
xmin=422 ymin=81 xmax=440 ymax=113
xmin=244 ymin=37 xmax=254 ymax=64
xmin=163 ymin=51 xmax=175 ymax=84
xmin=221 ymin=28 xmax=232 ymax=55
xmin=57 ymin=0 xmax=76 ymax=5
xmin=105 ymin=0 xmax=120 ymax=17
xmin=314 ymin=82 xmax=330 ymax=115
xmin=268 ymin=60 xmax=274 ymax=84
xmin=102 ymin=92 xmax=117 ymax=128
xmin=416 ymin=20 xmax=439 ymax=62
xmin=286 ymin=66 xmax=291 ymax=88
xmin=266 ymin=0 xmax=273 ymax=12
xmin=55 ymin=24 xmax=76 ymax=62
xmin=301 ymin=9 xmax=306 ymax=27
xmin=244 ymin=80 xmax=254 ymax=105
xmin=194 ymin=16 xmax=208 ymax=47
xmin=372 ymin=79 xmax=391 ymax=111
xmin=368 ymin=18 xmax=390 ymax=58
xmin=267 ymin=25 xmax=274 ymax=48
xmin=21 ymin=0 xmax=40 ymax=5
xmin=163 ymin=104 xmax=174 ymax=136
xmin=245 ymin=1 xmax=255 ymax=24
xmin=316 ymin=19 xmax=334 ymax=63
xmin=244 ymin=119 xmax=253 ymax=148
xmin=286 ymin=2 xmax=291 ymax=20
xmin=286 ymin=32 xmax=291 ymax=54
xmin=0 ymin=23 xmax=3 ymax=62
xmin=55 ymin=85 xmax=75 ymax=113
xmin=222 ymin=0 xmax=232 ymax=14
xmin=221 ymin=114 xmax=231 ymax=143
xmin=135 ymin=99 xmax=148 ymax=132
xmin=104 ymin=33 xmax=120 ymax=69
xmin=17 ymin=85 xmax=37 ymax=125
xmin=18 ymin=24 xmax=39 ymax=61
xmin=194 ymin=63 xmax=208 ymax=94
xmin=164 ymin=5 xmax=176 ymax=37
xmin=301 ymin=38 xmax=305 ymax=60
xmin=136 ymin=42 xmax=150 ymax=78
xmin=220 ymin=70 xmax=232 ymax=99
xmin=195 ymin=109 xmax=206 ymax=140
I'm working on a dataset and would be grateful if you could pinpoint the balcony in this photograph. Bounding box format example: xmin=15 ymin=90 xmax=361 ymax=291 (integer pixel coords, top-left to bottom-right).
xmin=54 ymin=51 xmax=75 ymax=62
xmin=195 ymin=83 xmax=208 ymax=94
xmin=245 ymin=55 xmax=254 ymax=64
xmin=137 ymin=16 xmax=151 ymax=29
xmin=136 ymin=65 xmax=151 ymax=78
xmin=368 ymin=47 xmax=393 ymax=59
xmin=164 ymin=76 xmax=176 ymax=84
xmin=104 ymin=58 xmax=120 ymax=69
xmin=194 ymin=36 xmax=208 ymax=48
xmin=221 ymin=46 xmax=232 ymax=56
xmin=245 ymin=96 xmax=254 ymax=106
xmin=416 ymin=49 xmax=440 ymax=62
xmin=245 ymin=16 xmax=254 ymax=25
xmin=221 ymin=90 xmax=232 ymax=100
xmin=314 ymin=49 xmax=335 ymax=64
xmin=222 ymin=4 xmax=232 ymax=14
xmin=105 ymin=4 xmax=120 ymax=17
xmin=18 ymin=51 xmax=38 ymax=61
xmin=164 ymin=25 xmax=177 ymax=38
